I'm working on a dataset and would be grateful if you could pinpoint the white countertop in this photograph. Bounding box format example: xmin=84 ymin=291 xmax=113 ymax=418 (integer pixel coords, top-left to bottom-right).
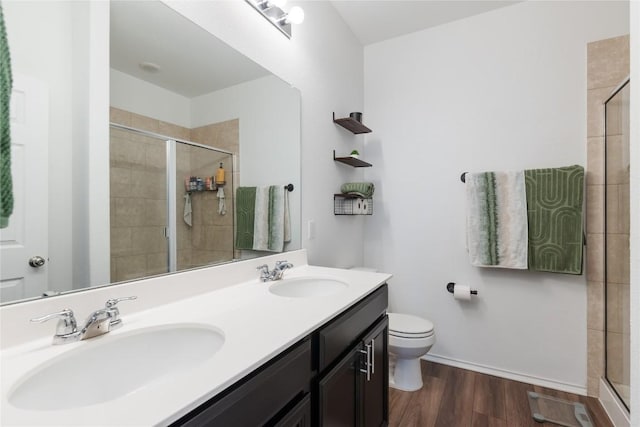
xmin=0 ymin=255 xmax=391 ymax=426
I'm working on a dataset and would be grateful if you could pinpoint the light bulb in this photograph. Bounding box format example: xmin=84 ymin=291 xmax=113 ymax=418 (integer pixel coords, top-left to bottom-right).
xmin=286 ymin=6 xmax=304 ymax=24
xmin=270 ymin=0 xmax=287 ymax=8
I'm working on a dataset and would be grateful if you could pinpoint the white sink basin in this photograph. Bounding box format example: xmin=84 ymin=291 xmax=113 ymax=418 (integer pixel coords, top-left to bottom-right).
xmin=9 ymin=323 xmax=224 ymax=411
xmin=269 ymin=277 xmax=348 ymax=298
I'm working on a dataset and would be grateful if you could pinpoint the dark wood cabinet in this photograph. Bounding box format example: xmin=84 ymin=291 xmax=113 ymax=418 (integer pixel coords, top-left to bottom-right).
xmin=171 ymin=284 xmax=388 ymax=427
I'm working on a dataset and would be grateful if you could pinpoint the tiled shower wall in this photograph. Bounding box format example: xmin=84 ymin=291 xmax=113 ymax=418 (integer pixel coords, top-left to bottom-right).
xmin=586 ymin=34 xmax=629 ymax=396
xmin=109 ymin=107 xmax=238 ymax=282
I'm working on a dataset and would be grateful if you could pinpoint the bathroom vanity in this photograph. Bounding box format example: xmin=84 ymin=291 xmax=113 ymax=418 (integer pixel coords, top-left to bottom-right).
xmin=0 ymin=250 xmax=391 ymax=426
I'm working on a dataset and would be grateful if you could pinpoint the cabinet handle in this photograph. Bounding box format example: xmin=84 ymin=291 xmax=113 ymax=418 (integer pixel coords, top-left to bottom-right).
xmin=359 ymin=344 xmax=371 ymax=381
xmin=371 ymin=338 xmax=375 ymax=375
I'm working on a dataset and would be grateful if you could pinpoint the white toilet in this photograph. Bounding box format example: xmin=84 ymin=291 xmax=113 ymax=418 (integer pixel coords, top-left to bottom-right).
xmin=348 ymin=267 xmax=435 ymax=391
xmin=387 ymin=312 xmax=435 ymax=392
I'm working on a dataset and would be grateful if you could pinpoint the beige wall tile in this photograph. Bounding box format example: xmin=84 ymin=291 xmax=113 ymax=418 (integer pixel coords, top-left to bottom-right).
xmin=113 ymin=198 xmax=147 ymax=227
xmin=130 ymin=112 xmax=159 ymax=133
xmin=110 ymin=227 xmax=133 ymax=257
xmin=587 ymin=35 xmax=630 ymax=89
xmin=586 ymin=233 xmax=604 ymax=282
xmin=114 ymin=254 xmax=147 ymax=282
xmin=110 ymin=107 xmax=131 ymax=126
xmin=606 ymin=234 xmax=630 ymax=284
xmin=587 ymin=376 xmax=600 ymax=396
xmin=586 ymin=137 xmax=604 ymax=185
xmin=131 ymin=169 xmax=166 ymax=200
xmin=606 ymin=184 xmax=630 ymax=234
xmin=606 ymin=283 xmax=622 ymax=333
xmin=587 ymin=281 xmax=604 ymax=331
xmin=587 ymin=328 xmax=605 ymax=378
xmin=110 ymin=135 xmax=146 ymax=168
xmin=131 ymin=227 xmax=167 ymax=255
xmin=159 ymin=121 xmax=190 ymax=141
xmin=144 ymin=199 xmax=167 ymax=226
xmin=605 ymin=135 xmax=630 ymax=185
xmin=110 ymin=166 xmax=133 ymax=198
xmin=587 ymin=87 xmax=615 ymax=137
xmin=606 ymin=331 xmax=624 ymax=383
xmin=586 ymin=185 xmax=604 ymax=234
xmin=146 ymin=253 xmax=169 ymax=277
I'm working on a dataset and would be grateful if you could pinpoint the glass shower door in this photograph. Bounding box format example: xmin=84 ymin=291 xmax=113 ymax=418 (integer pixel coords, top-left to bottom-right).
xmin=604 ymin=79 xmax=630 ymax=410
xmin=109 ymin=127 xmax=169 ymax=283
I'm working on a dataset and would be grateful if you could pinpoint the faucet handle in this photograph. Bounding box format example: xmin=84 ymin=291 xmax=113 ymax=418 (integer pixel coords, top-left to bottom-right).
xmin=105 ymin=296 xmax=137 ymax=328
xmin=31 ymin=309 xmax=78 ymax=341
xmin=105 ymin=296 xmax=137 ymax=308
xmin=257 ymin=264 xmax=269 ymax=272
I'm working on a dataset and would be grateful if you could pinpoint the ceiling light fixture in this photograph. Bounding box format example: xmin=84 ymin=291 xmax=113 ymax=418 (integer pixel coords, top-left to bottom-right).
xmin=245 ymin=0 xmax=304 ymax=39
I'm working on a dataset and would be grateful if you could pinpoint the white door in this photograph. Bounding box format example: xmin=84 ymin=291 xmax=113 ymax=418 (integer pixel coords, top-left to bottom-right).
xmin=0 ymin=75 xmax=49 ymax=303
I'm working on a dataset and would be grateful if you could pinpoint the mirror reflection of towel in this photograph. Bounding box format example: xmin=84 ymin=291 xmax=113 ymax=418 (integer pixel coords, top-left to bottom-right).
xmin=183 ymin=193 xmax=192 ymax=227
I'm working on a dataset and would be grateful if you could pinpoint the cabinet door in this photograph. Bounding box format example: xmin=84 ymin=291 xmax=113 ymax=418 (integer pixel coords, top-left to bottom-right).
xmin=274 ymin=394 xmax=311 ymax=427
xmin=360 ymin=316 xmax=389 ymax=427
xmin=317 ymin=347 xmax=359 ymax=427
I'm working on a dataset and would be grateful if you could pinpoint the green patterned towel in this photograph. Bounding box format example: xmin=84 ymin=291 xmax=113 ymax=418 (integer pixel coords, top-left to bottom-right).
xmin=340 ymin=182 xmax=375 ymax=198
xmin=0 ymin=5 xmax=13 ymax=229
xmin=524 ymin=165 xmax=584 ymax=274
xmin=235 ymin=187 xmax=256 ymax=250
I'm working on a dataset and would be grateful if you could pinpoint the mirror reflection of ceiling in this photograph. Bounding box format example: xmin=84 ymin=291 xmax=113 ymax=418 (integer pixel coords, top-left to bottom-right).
xmin=110 ymin=1 xmax=270 ymax=98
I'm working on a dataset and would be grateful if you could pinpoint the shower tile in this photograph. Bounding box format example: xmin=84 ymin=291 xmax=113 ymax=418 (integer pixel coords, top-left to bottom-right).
xmin=585 ymin=185 xmax=604 ymax=234
xmin=110 ymin=107 xmax=131 ymax=127
xmin=605 ymin=184 xmax=630 ymax=234
xmin=587 ymin=328 xmax=604 ymax=377
xmin=587 ymin=87 xmax=615 ymax=137
xmin=110 ymin=166 xmax=133 ymax=198
xmin=586 ymin=233 xmax=604 ymax=282
xmin=146 ymin=252 xmax=169 ymax=277
xmin=144 ymin=199 xmax=168 ymax=226
xmin=587 ymin=35 xmax=629 ymax=90
xmin=110 ymin=227 xmax=133 ymax=257
xmin=606 ymin=234 xmax=630 ymax=284
xmin=132 ymin=227 xmax=167 ymax=255
xmin=110 ymin=136 xmax=146 ymax=168
xmin=130 ymin=112 xmax=160 ymax=133
xmin=606 ymin=283 xmax=622 ymax=333
xmin=159 ymin=121 xmax=190 ymax=141
xmin=114 ymin=254 xmax=147 ymax=282
xmin=113 ymin=198 xmax=147 ymax=227
xmin=606 ymin=331 xmax=624 ymax=384
xmin=586 ymin=137 xmax=604 ymax=185
xmin=587 ymin=281 xmax=604 ymax=331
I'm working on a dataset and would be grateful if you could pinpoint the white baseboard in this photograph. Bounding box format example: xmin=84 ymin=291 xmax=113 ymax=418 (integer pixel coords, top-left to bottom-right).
xmin=423 ymin=353 xmax=587 ymax=396
xmin=599 ymin=378 xmax=630 ymax=427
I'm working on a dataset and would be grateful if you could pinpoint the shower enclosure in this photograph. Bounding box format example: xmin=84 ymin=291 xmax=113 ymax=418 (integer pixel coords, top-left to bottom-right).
xmin=604 ymin=78 xmax=630 ymax=411
xmin=109 ymin=124 xmax=234 ymax=283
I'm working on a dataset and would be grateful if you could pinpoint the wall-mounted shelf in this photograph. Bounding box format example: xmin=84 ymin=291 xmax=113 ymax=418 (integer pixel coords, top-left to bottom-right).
xmin=334 ymin=194 xmax=373 ymax=215
xmin=333 ymin=112 xmax=372 ymax=134
xmin=333 ymin=150 xmax=372 ymax=168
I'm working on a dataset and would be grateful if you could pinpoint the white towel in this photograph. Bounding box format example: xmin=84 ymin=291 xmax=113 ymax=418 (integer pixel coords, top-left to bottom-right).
xmin=466 ymin=171 xmax=528 ymax=269
xmin=252 ymin=186 xmax=270 ymax=251
xmin=217 ymin=187 xmax=226 ymax=215
xmin=183 ymin=193 xmax=192 ymax=227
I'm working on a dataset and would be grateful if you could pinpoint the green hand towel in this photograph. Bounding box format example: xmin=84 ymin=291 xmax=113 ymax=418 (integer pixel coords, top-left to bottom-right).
xmin=340 ymin=182 xmax=375 ymax=198
xmin=0 ymin=4 xmax=13 ymax=229
xmin=235 ymin=187 xmax=256 ymax=250
xmin=524 ymin=165 xmax=584 ymax=274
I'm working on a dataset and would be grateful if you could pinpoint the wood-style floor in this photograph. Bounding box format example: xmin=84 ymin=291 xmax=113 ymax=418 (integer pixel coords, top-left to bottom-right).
xmin=389 ymin=361 xmax=613 ymax=427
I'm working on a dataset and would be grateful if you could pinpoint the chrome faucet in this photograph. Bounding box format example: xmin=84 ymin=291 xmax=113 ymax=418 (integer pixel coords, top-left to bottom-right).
xmin=31 ymin=296 xmax=137 ymax=345
xmin=257 ymin=260 xmax=294 ymax=282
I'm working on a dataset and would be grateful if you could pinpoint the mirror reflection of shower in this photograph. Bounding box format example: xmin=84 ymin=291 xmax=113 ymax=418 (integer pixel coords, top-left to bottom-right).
xmin=603 ymin=78 xmax=630 ymax=411
xmin=109 ymin=124 xmax=234 ymax=283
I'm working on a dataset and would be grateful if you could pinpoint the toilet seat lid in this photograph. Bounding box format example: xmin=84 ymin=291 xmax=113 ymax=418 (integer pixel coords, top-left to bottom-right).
xmin=388 ymin=312 xmax=434 ymax=335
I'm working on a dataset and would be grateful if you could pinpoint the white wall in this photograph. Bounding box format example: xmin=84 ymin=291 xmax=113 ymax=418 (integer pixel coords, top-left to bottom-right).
xmin=165 ymin=0 xmax=366 ymax=268
xmin=629 ymin=2 xmax=639 ymax=424
xmin=110 ymin=69 xmax=192 ymax=128
xmin=191 ymin=75 xmax=301 ymax=249
xmin=364 ymin=1 xmax=629 ymax=391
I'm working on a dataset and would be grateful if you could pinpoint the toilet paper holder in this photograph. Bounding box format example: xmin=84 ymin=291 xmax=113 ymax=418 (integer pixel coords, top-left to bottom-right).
xmin=446 ymin=282 xmax=478 ymax=296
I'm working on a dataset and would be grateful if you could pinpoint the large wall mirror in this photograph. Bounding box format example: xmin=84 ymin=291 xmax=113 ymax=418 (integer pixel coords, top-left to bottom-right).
xmin=0 ymin=1 xmax=301 ymax=305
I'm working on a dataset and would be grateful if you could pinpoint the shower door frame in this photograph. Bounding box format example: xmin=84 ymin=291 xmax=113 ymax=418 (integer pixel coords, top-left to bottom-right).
xmin=109 ymin=123 xmax=234 ymax=276
xmin=602 ymin=77 xmax=631 ymax=413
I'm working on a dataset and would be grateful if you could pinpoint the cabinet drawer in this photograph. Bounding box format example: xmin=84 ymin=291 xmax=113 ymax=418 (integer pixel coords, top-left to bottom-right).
xmin=173 ymin=338 xmax=312 ymax=427
xmin=316 ymin=284 xmax=387 ymax=373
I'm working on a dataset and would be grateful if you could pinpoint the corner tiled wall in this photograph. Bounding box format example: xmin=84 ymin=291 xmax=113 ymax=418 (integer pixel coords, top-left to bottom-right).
xmin=109 ymin=108 xmax=238 ymax=282
xmin=585 ymin=34 xmax=629 ymax=396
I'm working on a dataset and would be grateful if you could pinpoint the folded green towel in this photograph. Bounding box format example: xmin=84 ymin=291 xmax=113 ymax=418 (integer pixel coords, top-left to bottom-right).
xmin=235 ymin=187 xmax=256 ymax=250
xmin=341 ymin=182 xmax=375 ymax=198
xmin=0 ymin=5 xmax=13 ymax=229
xmin=524 ymin=165 xmax=584 ymax=274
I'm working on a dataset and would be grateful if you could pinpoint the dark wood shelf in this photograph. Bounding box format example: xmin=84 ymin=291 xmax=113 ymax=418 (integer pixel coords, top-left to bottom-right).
xmin=333 ymin=112 xmax=372 ymax=134
xmin=333 ymin=150 xmax=372 ymax=167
